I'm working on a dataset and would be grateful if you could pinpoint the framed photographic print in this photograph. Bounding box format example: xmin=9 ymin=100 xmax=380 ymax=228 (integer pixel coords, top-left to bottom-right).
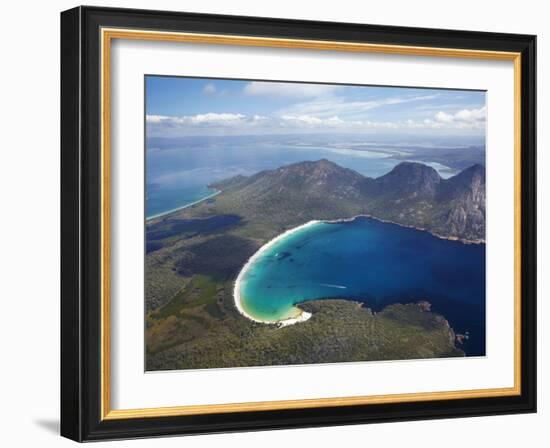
xmin=60 ymin=6 xmax=536 ymax=441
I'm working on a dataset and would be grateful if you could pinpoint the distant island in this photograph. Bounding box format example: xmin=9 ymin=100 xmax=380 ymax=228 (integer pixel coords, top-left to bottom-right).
xmin=146 ymin=160 xmax=485 ymax=370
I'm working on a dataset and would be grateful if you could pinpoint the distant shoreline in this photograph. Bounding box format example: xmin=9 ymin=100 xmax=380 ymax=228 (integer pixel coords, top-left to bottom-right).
xmin=146 ymin=190 xmax=221 ymax=222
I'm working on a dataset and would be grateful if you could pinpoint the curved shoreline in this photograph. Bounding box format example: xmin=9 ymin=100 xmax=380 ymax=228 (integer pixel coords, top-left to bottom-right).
xmin=326 ymin=214 xmax=485 ymax=245
xmin=233 ymin=221 xmax=318 ymax=327
xmin=146 ymin=190 xmax=221 ymax=222
xmin=234 ymin=214 xmax=485 ymax=327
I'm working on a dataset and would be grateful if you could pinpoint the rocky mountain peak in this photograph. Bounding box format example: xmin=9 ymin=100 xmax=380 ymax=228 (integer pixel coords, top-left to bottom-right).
xmin=375 ymin=161 xmax=442 ymax=198
xmin=205 ymin=159 xmax=485 ymax=242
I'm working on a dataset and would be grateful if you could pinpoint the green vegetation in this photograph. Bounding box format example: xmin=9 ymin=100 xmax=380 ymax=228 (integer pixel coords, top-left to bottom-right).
xmin=144 ymin=160 xmax=478 ymax=370
xmin=147 ymin=299 xmax=462 ymax=370
xmin=152 ymin=275 xmax=219 ymax=320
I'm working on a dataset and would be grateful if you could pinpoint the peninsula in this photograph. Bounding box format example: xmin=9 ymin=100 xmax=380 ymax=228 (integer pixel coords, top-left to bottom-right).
xmin=146 ymin=160 xmax=485 ymax=370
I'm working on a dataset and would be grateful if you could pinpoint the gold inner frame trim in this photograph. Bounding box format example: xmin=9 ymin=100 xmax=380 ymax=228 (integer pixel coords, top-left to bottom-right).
xmin=100 ymin=27 xmax=522 ymax=421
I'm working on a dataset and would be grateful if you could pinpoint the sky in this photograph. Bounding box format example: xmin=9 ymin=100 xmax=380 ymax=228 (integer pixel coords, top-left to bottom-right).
xmin=145 ymin=76 xmax=486 ymax=138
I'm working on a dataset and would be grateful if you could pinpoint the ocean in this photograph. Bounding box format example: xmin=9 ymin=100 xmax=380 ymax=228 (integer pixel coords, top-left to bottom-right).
xmin=238 ymin=217 xmax=486 ymax=356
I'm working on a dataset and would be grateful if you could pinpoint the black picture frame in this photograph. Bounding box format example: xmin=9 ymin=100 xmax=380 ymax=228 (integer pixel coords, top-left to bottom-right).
xmin=61 ymin=5 xmax=536 ymax=442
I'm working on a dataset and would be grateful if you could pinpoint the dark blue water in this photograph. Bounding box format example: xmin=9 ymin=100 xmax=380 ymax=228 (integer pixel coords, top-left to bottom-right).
xmin=239 ymin=217 xmax=485 ymax=356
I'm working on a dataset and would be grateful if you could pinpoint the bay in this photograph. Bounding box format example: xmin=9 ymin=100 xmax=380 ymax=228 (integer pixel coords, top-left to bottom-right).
xmin=238 ymin=217 xmax=486 ymax=356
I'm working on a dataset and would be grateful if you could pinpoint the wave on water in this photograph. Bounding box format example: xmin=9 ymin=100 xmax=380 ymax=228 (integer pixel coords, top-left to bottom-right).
xmin=319 ymin=283 xmax=347 ymax=289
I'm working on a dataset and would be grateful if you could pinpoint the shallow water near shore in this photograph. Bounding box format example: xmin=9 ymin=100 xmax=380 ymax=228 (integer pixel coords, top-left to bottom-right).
xmin=238 ymin=217 xmax=486 ymax=356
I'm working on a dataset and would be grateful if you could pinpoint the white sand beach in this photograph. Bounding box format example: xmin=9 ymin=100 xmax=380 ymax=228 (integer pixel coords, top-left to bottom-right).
xmin=232 ymin=221 xmax=320 ymax=327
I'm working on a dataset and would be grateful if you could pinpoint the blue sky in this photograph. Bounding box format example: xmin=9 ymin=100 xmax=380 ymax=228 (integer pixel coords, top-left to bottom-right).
xmin=146 ymin=76 xmax=486 ymax=138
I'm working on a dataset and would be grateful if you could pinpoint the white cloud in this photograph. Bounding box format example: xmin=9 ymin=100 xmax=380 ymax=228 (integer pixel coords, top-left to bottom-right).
xmin=281 ymin=114 xmax=323 ymax=125
xmin=454 ymin=107 xmax=486 ymax=122
xmin=244 ymin=81 xmax=341 ymax=98
xmin=202 ymin=83 xmax=217 ymax=95
xmin=146 ymin=114 xmax=168 ymax=124
xmin=146 ymin=113 xmax=245 ymax=126
xmin=146 ymin=104 xmax=486 ymax=137
xmin=279 ymin=94 xmax=439 ymax=119
xmin=325 ymin=116 xmax=344 ymax=125
xmin=281 ymin=114 xmax=356 ymax=128
xmin=146 ymin=113 xmax=262 ymax=137
xmin=434 ymin=111 xmax=454 ymax=123
xmin=364 ymin=120 xmax=399 ymax=129
xmin=189 ymin=113 xmax=245 ymax=124
xmin=434 ymin=106 xmax=486 ymax=124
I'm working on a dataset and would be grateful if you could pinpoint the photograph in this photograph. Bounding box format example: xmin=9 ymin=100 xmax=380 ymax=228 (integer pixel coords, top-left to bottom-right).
xmin=54 ymin=3 xmax=537 ymax=443
xmin=144 ymin=76 xmax=487 ymax=371
xmin=0 ymin=0 xmax=544 ymax=444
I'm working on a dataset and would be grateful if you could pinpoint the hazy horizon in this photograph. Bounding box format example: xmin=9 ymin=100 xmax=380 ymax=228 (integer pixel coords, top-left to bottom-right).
xmin=146 ymin=76 xmax=486 ymax=139
xmin=145 ymin=76 xmax=486 ymax=219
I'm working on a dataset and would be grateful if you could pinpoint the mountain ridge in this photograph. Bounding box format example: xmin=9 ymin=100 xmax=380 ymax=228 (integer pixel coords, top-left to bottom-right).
xmin=209 ymin=159 xmax=485 ymax=242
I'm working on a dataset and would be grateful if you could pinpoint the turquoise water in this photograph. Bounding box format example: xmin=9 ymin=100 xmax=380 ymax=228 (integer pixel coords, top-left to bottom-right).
xmin=238 ymin=217 xmax=486 ymax=356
